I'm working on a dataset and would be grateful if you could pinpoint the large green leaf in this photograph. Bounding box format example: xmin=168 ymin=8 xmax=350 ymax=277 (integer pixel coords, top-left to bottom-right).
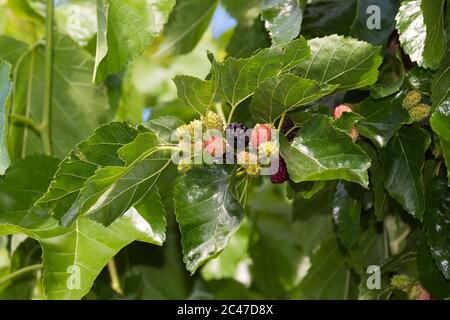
xmin=250 ymin=74 xmax=338 ymax=123
xmin=213 ymin=38 xmax=310 ymax=108
xmin=0 ymin=60 xmax=11 ymax=175
xmin=281 ymin=115 xmax=371 ymax=187
xmin=424 ymin=162 xmax=450 ymax=280
xmin=261 ymin=0 xmax=305 ymax=47
xmin=211 ymin=48 xmax=283 ymax=108
xmin=297 ymin=35 xmax=382 ymax=91
xmin=35 ymin=122 xmax=142 ymax=226
xmin=0 ymin=155 xmax=165 ymax=299
xmin=155 ymin=0 xmax=218 ymax=56
xmin=94 ymin=0 xmax=176 ymax=81
xmin=77 ymin=132 xmax=172 ymax=226
xmin=0 ymin=35 xmax=110 ymax=160
xmin=379 ymin=126 xmax=430 ymax=220
xmin=396 ymin=0 xmax=446 ymax=70
xmin=354 ymin=93 xmax=411 ymax=148
xmin=174 ymin=165 xmax=244 ymax=273
xmin=302 ymin=0 xmax=399 ymax=46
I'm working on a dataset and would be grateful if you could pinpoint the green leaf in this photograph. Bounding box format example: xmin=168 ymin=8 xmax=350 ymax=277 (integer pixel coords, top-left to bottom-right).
xmin=430 ymin=101 xmax=450 ymax=182
xmin=379 ymin=126 xmax=430 ymax=220
xmin=0 ymin=60 xmax=12 ymax=175
xmin=215 ymin=38 xmax=310 ymax=108
xmin=174 ymin=165 xmax=244 ymax=273
xmin=281 ymin=115 xmax=371 ymax=187
xmin=431 ymin=52 xmax=450 ymax=109
xmin=396 ymin=0 xmax=446 ymax=70
xmin=371 ymin=49 xmax=405 ymax=99
xmin=250 ymin=74 xmax=338 ymax=123
xmin=0 ymin=35 xmax=111 ymax=160
xmin=354 ymin=94 xmax=411 ymax=148
xmin=78 ymin=132 xmax=172 ymax=226
xmin=35 ymin=122 xmax=142 ymax=225
xmin=212 ymin=48 xmax=283 ymax=108
xmin=297 ymin=35 xmax=382 ymax=91
xmin=261 ymin=0 xmax=305 ymax=47
xmin=172 ymin=75 xmax=217 ymax=116
xmin=0 ymin=155 xmax=165 ymax=299
xmin=155 ymin=0 xmax=218 ymax=56
xmin=332 ymin=182 xmax=362 ymax=249
xmin=94 ymin=0 xmax=176 ymax=81
xmin=296 ymin=235 xmax=357 ymax=299
xmin=424 ymin=163 xmax=450 ymax=280
xmin=302 ymin=0 xmax=400 ymax=46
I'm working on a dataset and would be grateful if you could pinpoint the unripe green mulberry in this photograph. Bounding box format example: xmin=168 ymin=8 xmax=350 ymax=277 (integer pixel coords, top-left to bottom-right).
xmin=409 ymin=103 xmax=431 ymax=122
xmin=175 ymin=124 xmax=191 ymax=141
xmin=258 ymin=141 xmax=279 ymax=164
xmin=246 ymin=164 xmax=261 ymax=176
xmin=177 ymin=158 xmax=193 ymax=174
xmin=188 ymin=119 xmax=203 ymax=137
xmin=402 ymin=90 xmax=422 ymax=109
xmin=202 ymin=111 xmax=224 ymax=131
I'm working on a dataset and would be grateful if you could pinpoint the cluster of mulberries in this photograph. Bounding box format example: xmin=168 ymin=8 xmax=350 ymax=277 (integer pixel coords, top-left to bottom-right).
xmin=174 ymin=114 xmax=290 ymax=184
xmin=402 ymin=90 xmax=431 ymax=122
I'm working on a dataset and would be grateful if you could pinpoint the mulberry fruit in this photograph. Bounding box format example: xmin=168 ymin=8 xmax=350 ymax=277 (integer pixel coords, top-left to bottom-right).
xmin=202 ymin=111 xmax=224 ymax=131
xmin=203 ymin=136 xmax=226 ymax=157
xmin=270 ymin=156 xmax=289 ymax=184
xmin=402 ymin=90 xmax=422 ymax=110
xmin=250 ymin=124 xmax=272 ymax=148
xmin=333 ymin=104 xmax=353 ymax=119
xmin=280 ymin=116 xmax=298 ymax=142
xmin=409 ymin=103 xmax=431 ymax=122
xmin=225 ymin=122 xmax=249 ymax=148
